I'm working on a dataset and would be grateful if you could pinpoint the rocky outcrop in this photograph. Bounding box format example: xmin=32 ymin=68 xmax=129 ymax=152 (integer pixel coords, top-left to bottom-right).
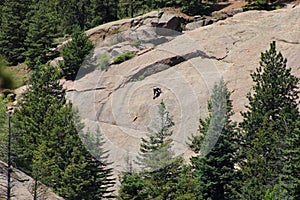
xmin=0 ymin=161 xmax=63 ymax=200
xmin=185 ymin=8 xmax=244 ymax=30
xmin=66 ymin=5 xmax=300 ymax=178
xmin=86 ymin=8 xmax=245 ymax=46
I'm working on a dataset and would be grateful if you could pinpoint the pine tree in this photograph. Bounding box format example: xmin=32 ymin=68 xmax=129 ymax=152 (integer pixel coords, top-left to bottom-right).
xmin=60 ymin=28 xmax=94 ymax=79
xmin=189 ymin=78 xmax=238 ymax=200
xmin=13 ymin=64 xmax=65 ymax=174
xmin=118 ymin=0 xmax=145 ymax=18
xmin=24 ymin=0 xmax=59 ymax=68
xmin=102 ymin=0 xmax=119 ymax=24
xmin=13 ymin=64 xmax=115 ymax=199
xmin=281 ymin=119 xmax=300 ymax=199
xmin=80 ymin=129 xmax=116 ymax=199
xmin=119 ymin=172 xmax=147 ymax=200
xmin=181 ymin=0 xmax=208 ymax=16
xmin=133 ymin=101 xmax=182 ymax=199
xmin=173 ymin=164 xmax=199 ymax=200
xmin=58 ymin=0 xmax=95 ymax=32
xmin=239 ymin=41 xmax=299 ymax=199
xmin=0 ymin=0 xmax=31 ymax=65
xmin=0 ymin=56 xmax=14 ymax=90
xmin=136 ymin=100 xmax=175 ymax=171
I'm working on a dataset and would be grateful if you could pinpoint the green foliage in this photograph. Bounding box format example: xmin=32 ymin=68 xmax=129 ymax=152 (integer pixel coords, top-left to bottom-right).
xmin=120 ymin=101 xmax=186 ymax=199
xmin=0 ymin=97 xmax=7 ymax=161
xmin=113 ymin=52 xmax=135 ymax=65
xmin=98 ymin=53 xmax=111 ymax=70
xmin=181 ymin=0 xmax=210 ymax=16
xmin=131 ymin=39 xmax=141 ymax=48
xmin=119 ymin=172 xmax=147 ymax=200
xmin=136 ymin=100 xmax=175 ymax=171
xmin=60 ymin=28 xmax=94 ymax=79
xmin=0 ymin=56 xmax=14 ymax=90
xmin=190 ymin=78 xmax=238 ymax=200
xmin=118 ymin=0 xmax=145 ymax=18
xmin=0 ymin=0 xmax=31 ymax=65
xmin=23 ymin=0 xmax=59 ymax=69
xmin=173 ymin=165 xmax=199 ymax=200
xmin=243 ymin=0 xmax=282 ymax=11
xmin=281 ymin=120 xmax=300 ymax=199
xmin=13 ymin=64 xmax=115 ymax=199
xmin=79 ymin=129 xmax=116 ymax=198
xmin=262 ymin=184 xmax=289 ymax=200
xmin=5 ymin=64 xmax=28 ymax=89
xmin=13 ymin=64 xmax=65 ymax=174
xmin=238 ymin=41 xmax=300 ymax=199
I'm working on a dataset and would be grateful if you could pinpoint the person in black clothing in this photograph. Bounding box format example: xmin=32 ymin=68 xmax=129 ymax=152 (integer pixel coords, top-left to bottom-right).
xmin=153 ymin=87 xmax=162 ymax=99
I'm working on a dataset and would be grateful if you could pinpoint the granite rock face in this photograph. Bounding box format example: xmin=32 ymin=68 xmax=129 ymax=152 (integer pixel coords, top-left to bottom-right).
xmin=0 ymin=161 xmax=64 ymax=200
xmin=66 ymin=6 xmax=300 ymax=177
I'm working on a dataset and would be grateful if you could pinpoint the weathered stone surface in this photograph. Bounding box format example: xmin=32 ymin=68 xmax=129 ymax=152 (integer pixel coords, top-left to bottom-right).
xmin=86 ymin=11 xmax=161 ymax=47
xmin=157 ymin=12 xmax=183 ymax=32
xmin=0 ymin=161 xmax=64 ymax=200
xmin=211 ymin=8 xmax=243 ymax=19
xmin=185 ymin=20 xmax=204 ymax=31
xmin=186 ymin=8 xmax=244 ymax=31
xmin=67 ymin=5 xmax=300 ymax=178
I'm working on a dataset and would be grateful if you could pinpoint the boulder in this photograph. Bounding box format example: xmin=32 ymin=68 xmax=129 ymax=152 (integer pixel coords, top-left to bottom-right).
xmin=157 ymin=12 xmax=184 ymax=32
xmin=185 ymin=20 xmax=204 ymax=31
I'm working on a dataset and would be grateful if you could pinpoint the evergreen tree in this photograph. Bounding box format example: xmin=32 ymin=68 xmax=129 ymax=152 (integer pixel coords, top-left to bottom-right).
xmin=0 ymin=0 xmax=31 ymax=65
xmin=80 ymin=129 xmax=116 ymax=199
xmin=172 ymin=164 xmax=199 ymax=200
xmin=58 ymin=0 xmax=102 ymax=32
xmin=136 ymin=100 xmax=175 ymax=171
xmin=0 ymin=56 xmax=14 ymax=90
xmin=120 ymin=101 xmax=184 ymax=199
xmin=88 ymin=0 xmax=107 ymax=28
xmin=102 ymin=0 xmax=120 ymax=24
xmin=13 ymin=64 xmax=115 ymax=199
xmin=60 ymin=28 xmax=94 ymax=79
xmin=190 ymin=78 xmax=238 ymax=200
xmin=181 ymin=0 xmax=209 ymax=16
xmin=281 ymin=119 xmax=300 ymax=199
xmin=133 ymin=101 xmax=182 ymax=199
xmin=13 ymin=64 xmax=64 ymax=173
xmin=239 ymin=41 xmax=299 ymax=199
xmin=118 ymin=0 xmax=145 ymax=18
xmin=119 ymin=172 xmax=147 ymax=200
xmin=24 ymin=0 xmax=59 ymax=68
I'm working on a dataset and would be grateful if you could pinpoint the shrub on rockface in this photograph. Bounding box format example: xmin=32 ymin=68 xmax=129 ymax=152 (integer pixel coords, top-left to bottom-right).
xmin=113 ymin=52 xmax=135 ymax=64
xmin=60 ymin=28 xmax=94 ymax=80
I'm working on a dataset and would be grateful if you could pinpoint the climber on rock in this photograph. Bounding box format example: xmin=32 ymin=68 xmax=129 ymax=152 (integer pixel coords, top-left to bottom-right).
xmin=153 ymin=87 xmax=162 ymax=99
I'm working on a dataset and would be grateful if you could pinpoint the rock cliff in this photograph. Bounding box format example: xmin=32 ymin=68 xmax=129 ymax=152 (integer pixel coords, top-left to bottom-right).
xmin=65 ymin=6 xmax=300 ymax=175
xmin=65 ymin=5 xmax=300 ymax=176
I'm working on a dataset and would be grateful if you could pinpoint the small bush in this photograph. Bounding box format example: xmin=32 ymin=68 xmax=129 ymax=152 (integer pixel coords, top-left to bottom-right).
xmin=131 ymin=39 xmax=141 ymax=47
xmin=0 ymin=56 xmax=15 ymax=90
xmin=98 ymin=53 xmax=111 ymax=70
xmin=113 ymin=52 xmax=135 ymax=64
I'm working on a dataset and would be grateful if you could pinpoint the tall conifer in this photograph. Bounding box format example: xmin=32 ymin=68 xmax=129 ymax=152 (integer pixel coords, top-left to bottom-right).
xmin=190 ymin=78 xmax=238 ymax=200
xmin=239 ymin=41 xmax=299 ymax=199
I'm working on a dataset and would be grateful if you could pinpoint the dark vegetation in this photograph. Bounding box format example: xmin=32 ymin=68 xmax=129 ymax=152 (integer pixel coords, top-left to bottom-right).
xmin=113 ymin=52 xmax=135 ymax=65
xmin=0 ymin=0 xmax=298 ymax=199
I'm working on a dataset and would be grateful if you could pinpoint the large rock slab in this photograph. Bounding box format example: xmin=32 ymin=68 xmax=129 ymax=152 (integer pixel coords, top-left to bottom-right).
xmin=66 ymin=5 xmax=300 ymax=177
xmin=0 ymin=161 xmax=63 ymax=200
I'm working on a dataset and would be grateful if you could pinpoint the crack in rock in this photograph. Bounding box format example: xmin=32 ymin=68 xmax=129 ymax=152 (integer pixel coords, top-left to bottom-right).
xmin=67 ymin=86 xmax=107 ymax=93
